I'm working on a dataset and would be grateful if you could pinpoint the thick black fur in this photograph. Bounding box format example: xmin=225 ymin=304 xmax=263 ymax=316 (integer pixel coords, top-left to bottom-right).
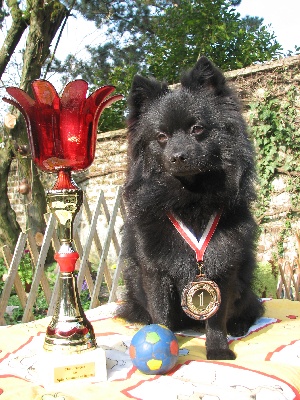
xmin=116 ymin=57 xmax=264 ymax=360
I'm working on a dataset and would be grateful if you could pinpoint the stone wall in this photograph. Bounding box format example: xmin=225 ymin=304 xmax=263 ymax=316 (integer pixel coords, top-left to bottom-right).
xmin=227 ymin=56 xmax=300 ymax=265
xmin=76 ymin=129 xmax=127 ymax=204
xmin=7 ymin=55 xmax=300 ymax=266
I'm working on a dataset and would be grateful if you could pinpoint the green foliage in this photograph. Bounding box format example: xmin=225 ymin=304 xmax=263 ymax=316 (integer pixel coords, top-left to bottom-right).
xmin=18 ymin=250 xmax=33 ymax=287
xmin=53 ymin=0 xmax=283 ymax=131
xmin=0 ymin=256 xmax=6 ymax=293
xmin=62 ymin=0 xmax=115 ymax=24
xmin=0 ymin=4 xmax=8 ymax=28
xmin=45 ymin=262 xmax=57 ymax=282
xmin=0 ymin=255 xmax=50 ymax=323
xmin=252 ymin=262 xmax=278 ymax=298
xmin=286 ymin=45 xmax=300 ymax=57
xmin=249 ymin=87 xmax=300 ymax=222
xmin=1 ymin=259 xmax=114 ymax=324
xmin=0 ymin=252 xmax=33 ymax=292
xmin=249 ymin=85 xmax=300 ymax=261
xmin=147 ymin=2 xmax=282 ymax=82
xmin=33 ymin=289 xmax=49 ymax=319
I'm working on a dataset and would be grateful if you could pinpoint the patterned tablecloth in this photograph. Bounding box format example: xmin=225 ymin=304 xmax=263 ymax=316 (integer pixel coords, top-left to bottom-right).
xmin=0 ymin=298 xmax=300 ymax=400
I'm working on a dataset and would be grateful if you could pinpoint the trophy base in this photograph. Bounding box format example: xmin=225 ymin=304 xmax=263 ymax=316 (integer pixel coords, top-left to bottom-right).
xmin=37 ymin=346 xmax=107 ymax=388
xmin=43 ymin=318 xmax=97 ymax=353
xmin=43 ymin=270 xmax=98 ymax=354
xmin=43 ymin=340 xmax=97 ymax=353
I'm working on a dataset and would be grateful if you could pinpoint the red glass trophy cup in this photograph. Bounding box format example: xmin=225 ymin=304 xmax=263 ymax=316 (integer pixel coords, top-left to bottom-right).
xmin=4 ymin=80 xmax=122 ymax=384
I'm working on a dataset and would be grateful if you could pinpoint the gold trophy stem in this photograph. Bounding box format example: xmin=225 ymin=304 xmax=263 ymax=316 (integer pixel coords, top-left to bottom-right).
xmin=43 ymin=170 xmax=97 ymax=353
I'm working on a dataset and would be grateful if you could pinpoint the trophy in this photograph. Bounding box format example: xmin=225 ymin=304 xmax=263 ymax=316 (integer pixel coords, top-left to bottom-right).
xmin=3 ymin=80 xmax=122 ymax=362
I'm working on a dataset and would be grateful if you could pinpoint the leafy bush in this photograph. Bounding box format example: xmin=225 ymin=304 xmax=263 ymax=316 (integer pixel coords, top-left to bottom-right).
xmin=0 ymin=257 xmax=6 ymax=293
xmin=253 ymin=262 xmax=278 ymax=298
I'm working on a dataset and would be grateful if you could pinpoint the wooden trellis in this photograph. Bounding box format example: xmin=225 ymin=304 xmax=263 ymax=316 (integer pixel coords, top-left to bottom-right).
xmin=0 ymin=187 xmax=125 ymax=325
xmin=277 ymin=232 xmax=300 ymax=301
xmin=277 ymin=260 xmax=300 ymax=301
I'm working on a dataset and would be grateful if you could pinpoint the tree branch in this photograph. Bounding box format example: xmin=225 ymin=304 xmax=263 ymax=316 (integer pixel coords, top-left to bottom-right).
xmin=0 ymin=0 xmax=29 ymax=79
xmin=257 ymin=207 xmax=300 ymax=224
xmin=275 ymin=167 xmax=300 ymax=177
xmin=20 ymin=0 xmax=68 ymax=92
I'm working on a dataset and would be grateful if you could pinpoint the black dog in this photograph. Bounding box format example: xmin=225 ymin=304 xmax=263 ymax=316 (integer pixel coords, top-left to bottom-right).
xmin=117 ymin=57 xmax=264 ymax=360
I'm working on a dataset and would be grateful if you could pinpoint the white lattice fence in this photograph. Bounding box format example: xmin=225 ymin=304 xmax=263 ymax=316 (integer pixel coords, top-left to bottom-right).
xmin=0 ymin=187 xmax=125 ymax=325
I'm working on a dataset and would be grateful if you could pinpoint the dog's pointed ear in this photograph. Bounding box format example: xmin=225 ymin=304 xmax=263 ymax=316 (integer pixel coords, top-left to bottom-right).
xmin=128 ymin=75 xmax=169 ymax=120
xmin=181 ymin=56 xmax=229 ymax=96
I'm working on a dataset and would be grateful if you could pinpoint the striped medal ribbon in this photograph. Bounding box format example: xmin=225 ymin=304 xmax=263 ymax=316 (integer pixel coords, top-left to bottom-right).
xmin=168 ymin=211 xmax=222 ymax=320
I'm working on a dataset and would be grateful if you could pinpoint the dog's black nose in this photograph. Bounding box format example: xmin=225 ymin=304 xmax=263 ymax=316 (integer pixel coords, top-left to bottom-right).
xmin=170 ymin=153 xmax=187 ymax=164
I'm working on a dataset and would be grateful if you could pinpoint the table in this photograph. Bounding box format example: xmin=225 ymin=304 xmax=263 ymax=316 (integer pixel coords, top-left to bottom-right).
xmin=0 ymin=299 xmax=300 ymax=399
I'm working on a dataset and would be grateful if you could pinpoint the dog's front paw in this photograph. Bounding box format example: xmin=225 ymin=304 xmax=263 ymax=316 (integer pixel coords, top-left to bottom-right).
xmin=227 ymin=320 xmax=250 ymax=337
xmin=206 ymin=348 xmax=236 ymax=360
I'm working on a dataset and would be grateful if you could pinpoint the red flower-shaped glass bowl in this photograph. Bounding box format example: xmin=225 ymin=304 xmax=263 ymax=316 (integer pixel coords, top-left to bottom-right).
xmin=3 ymin=80 xmax=123 ymax=172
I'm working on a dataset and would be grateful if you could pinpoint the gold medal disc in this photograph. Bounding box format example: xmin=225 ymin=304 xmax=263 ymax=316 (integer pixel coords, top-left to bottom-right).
xmin=181 ymin=279 xmax=221 ymax=320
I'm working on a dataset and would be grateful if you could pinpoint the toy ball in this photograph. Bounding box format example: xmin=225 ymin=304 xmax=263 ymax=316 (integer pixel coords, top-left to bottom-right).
xmin=129 ymin=324 xmax=179 ymax=375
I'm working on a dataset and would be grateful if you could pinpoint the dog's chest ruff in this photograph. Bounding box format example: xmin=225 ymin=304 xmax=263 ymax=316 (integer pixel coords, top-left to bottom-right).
xmin=167 ymin=212 xmax=221 ymax=262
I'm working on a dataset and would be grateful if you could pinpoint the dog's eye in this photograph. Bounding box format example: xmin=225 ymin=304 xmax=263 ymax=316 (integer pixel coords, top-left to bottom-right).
xmin=191 ymin=125 xmax=204 ymax=136
xmin=157 ymin=133 xmax=169 ymax=143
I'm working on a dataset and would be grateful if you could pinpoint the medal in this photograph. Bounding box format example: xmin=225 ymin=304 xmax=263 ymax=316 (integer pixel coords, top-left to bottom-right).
xmin=168 ymin=211 xmax=222 ymax=320
xmin=181 ymin=261 xmax=221 ymax=320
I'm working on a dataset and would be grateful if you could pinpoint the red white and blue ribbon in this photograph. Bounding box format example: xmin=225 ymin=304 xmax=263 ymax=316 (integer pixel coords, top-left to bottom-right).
xmin=167 ymin=211 xmax=222 ymax=262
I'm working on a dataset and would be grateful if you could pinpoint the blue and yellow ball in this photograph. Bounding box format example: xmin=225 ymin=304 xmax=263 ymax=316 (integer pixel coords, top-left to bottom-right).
xmin=129 ymin=324 xmax=179 ymax=374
